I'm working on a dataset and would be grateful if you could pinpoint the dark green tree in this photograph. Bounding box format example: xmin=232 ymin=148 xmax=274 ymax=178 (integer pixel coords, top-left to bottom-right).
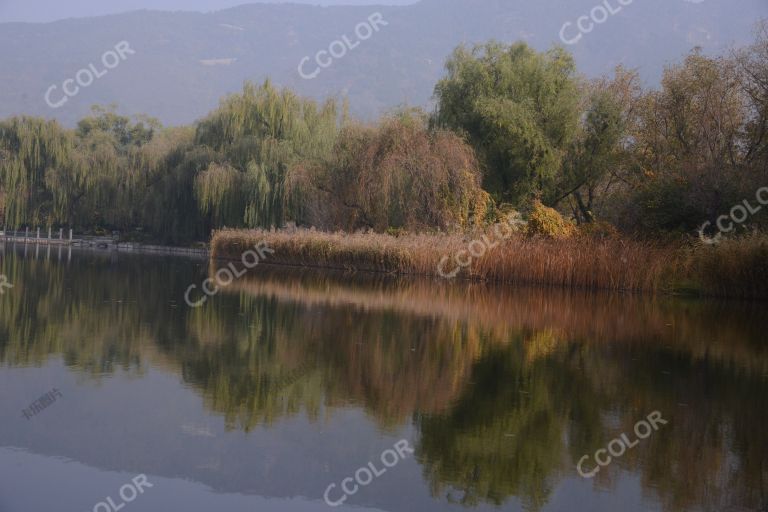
xmin=433 ymin=41 xmax=581 ymax=204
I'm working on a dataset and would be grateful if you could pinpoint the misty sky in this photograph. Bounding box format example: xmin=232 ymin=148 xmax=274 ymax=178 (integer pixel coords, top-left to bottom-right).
xmin=0 ymin=0 xmax=417 ymax=23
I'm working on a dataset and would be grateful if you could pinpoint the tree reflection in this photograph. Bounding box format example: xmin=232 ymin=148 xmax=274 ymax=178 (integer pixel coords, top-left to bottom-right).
xmin=0 ymin=246 xmax=766 ymax=511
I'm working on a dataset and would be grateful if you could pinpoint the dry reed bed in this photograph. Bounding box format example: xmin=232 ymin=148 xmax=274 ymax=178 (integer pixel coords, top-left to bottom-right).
xmin=212 ymin=228 xmax=680 ymax=293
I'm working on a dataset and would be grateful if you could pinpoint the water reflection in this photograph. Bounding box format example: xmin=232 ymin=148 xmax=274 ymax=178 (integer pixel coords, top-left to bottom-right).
xmin=0 ymin=244 xmax=766 ymax=511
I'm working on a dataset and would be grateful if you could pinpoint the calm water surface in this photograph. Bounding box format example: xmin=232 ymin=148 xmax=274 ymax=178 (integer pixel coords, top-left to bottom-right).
xmin=0 ymin=244 xmax=767 ymax=512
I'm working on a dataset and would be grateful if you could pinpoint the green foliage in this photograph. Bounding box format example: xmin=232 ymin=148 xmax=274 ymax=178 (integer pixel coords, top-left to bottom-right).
xmin=0 ymin=117 xmax=71 ymax=227
xmin=554 ymin=72 xmax=633 ymax=224
xmin=433 ymin=41 xmax=581 ymax=203
xmin=0 ymin=83 xmax=340 ymax=241
xmin=622 ymin=178 xmax=706 ymax=233
xmin=0 ymin=108 xmax=207 ymax=242
xmin=195 ymin=80 xmax=340 ymax=229
xmin=76 ymin=105 xmax=157 ymax=148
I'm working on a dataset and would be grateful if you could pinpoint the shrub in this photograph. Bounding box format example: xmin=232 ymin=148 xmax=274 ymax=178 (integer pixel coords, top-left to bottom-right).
xmin=525 ymin=201 xmax=575 ymax=239
xmin=689 ymin=234 xmax=768 ymax=299
xmin=577 ymin=221 xmax=620 ymax=240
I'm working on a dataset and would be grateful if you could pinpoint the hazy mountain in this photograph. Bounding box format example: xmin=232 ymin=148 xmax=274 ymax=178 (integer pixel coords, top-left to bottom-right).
xmin=0 ymin=0 xmax=420 ymax=24
xmin=0 ymin=0 xmax=765 ymax=126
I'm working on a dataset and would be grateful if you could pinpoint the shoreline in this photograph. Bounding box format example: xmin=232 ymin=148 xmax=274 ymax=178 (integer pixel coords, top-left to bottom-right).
xmin=6 ymin=228 xmax=765 ymax=302
xmin=0 ymin=239 xmax=209 ymax=258
xmin=210 ymin=228 xmax=768 ymax=301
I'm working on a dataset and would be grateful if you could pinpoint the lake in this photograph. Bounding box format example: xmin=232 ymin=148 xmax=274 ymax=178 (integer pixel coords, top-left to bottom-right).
xmin=1 ymin=244 xmax=766 ymax=512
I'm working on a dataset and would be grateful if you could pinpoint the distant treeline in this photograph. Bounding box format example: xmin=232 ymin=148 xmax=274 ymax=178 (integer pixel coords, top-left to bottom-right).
xmin=1 ymin=22 xmax=766 ymax=243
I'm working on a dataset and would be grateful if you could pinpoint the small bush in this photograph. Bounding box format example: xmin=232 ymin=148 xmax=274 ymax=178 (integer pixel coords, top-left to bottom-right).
xmin=525 ymin=201 xmax=575 ymax=239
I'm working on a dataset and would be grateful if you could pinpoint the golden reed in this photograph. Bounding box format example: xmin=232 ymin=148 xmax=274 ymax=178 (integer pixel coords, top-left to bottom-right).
xmin=211 ymin=228 xmax=768 ymax=299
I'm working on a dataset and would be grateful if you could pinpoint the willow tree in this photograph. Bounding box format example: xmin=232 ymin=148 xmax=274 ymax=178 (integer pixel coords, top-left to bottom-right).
xmin=195 ymin=162 xmax=244 ymax=227
xmin=288 ymin=110 xmax=492 ymax=232
xmin=133 ymin=127 xmax=210 ymax=243
xmin=71 ymin=106 xmax=161 ymax=231
xmin=0 ymin=117 xmax=73 ymax=228
xmin=194 ymin=80 xmax=339 ymax=229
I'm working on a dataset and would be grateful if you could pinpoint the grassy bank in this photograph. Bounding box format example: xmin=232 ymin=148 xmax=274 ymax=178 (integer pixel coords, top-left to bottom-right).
xmin=211 ymin=228 xmax=768 ymax=299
